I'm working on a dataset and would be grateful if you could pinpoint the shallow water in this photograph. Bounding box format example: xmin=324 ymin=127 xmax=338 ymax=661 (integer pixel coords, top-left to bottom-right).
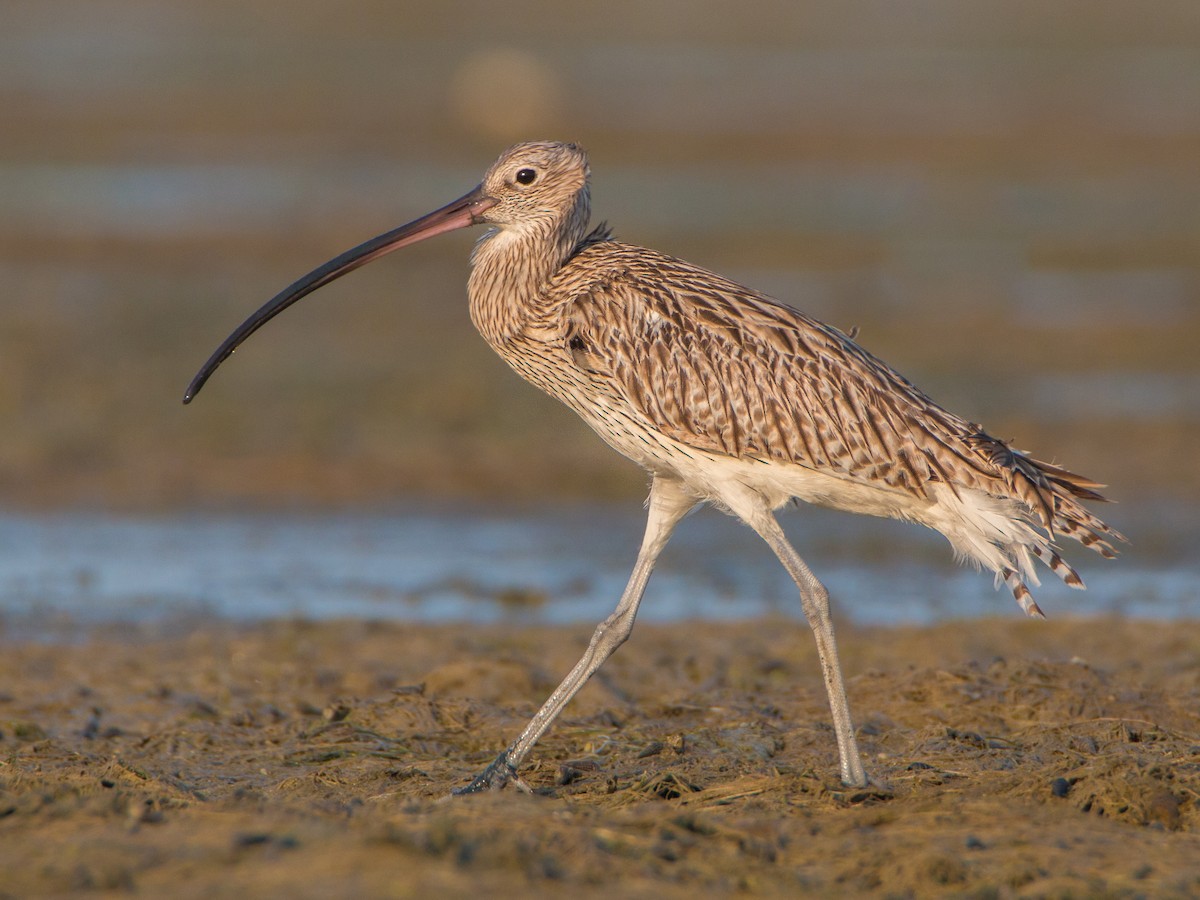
xmin=0 ymin=500 xmax=1190 ymax=634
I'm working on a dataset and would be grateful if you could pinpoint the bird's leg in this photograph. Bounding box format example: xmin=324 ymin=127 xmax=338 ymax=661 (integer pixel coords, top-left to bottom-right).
xmin=452 ymin=476 xmax=697 ymax=795
xmin=748 ymin=511 xmax=869 ymax=788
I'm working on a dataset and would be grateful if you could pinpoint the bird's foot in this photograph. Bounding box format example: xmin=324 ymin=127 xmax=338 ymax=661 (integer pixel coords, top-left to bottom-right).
xmin=839 ymin=770 xmax=894 ymax=801
xmin=450 ymin=751 xmax=533 ymax=796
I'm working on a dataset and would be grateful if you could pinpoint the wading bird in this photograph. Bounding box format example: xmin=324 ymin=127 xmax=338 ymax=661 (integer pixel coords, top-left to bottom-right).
xmin=186 ymin=141 xmax=1122 ymax=792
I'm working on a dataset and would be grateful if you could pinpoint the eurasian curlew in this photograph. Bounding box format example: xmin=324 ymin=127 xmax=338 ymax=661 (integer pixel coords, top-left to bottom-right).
xmin=186 ymin=141 xmax=1123 ymax=792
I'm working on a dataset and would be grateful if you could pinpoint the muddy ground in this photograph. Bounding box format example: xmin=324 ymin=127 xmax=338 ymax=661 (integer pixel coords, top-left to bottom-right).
xmin=2 ymin=616 xmax=1198 ymax=897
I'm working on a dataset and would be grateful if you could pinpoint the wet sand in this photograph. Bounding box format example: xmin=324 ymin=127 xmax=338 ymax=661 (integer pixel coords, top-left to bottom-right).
xmin=2 ymin=617 xmax=1198 ymax=897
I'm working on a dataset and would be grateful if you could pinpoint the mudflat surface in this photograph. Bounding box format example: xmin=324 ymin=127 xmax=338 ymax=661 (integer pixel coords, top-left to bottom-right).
xmin=2 ymin=617 xmax=1198 ymax=897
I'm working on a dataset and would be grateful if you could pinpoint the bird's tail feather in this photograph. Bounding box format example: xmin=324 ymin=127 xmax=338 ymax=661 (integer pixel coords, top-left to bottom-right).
xmin=1023 ymin=454 xmax=1127 ymax=557
xmin=930 ymin=453 xmax=1124 ymax=618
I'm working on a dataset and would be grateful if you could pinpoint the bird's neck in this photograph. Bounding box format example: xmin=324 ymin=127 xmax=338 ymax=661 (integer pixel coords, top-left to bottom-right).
xmin=467 ymin=190 xmax=591 ymax=346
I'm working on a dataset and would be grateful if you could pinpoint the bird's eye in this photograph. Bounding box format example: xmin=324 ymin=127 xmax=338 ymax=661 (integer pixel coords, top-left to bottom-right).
xmin=515 ymin=168 xmax=537 ymax=185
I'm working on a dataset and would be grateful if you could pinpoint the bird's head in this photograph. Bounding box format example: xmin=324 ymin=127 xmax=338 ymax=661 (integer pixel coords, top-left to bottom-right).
xmin=475 ymin=141 xmax=590 ymax=232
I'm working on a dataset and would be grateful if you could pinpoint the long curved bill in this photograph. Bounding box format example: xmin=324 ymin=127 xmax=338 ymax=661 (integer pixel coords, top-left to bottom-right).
xmin=184 ymin=185 xmax=496 ymax=403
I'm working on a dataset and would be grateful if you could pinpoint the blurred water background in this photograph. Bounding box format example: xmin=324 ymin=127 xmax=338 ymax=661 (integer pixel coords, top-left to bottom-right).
xmin=1 ymin=1 xmax=1197 ymax=629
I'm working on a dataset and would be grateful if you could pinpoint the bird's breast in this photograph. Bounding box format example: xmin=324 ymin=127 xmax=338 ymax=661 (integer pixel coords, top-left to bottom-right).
xmin=484 ymin=326 xmax=680 ymax=471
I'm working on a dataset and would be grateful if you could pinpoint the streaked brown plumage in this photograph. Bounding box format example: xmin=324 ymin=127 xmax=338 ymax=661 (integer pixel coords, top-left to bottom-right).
xmin=186 ymin=140 xmax=1123 ymax=793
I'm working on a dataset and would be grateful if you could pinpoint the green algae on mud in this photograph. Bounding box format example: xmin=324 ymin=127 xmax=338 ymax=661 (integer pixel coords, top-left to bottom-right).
xmin=1 ymin=617 xmax=1198 ymax=896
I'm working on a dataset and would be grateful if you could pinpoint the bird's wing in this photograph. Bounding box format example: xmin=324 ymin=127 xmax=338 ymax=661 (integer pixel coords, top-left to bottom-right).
xmin=558 ymin=243 xmax=1032 ymax=502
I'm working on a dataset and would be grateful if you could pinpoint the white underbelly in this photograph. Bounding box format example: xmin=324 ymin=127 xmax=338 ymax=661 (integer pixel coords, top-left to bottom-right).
xmin=573 ymin=392 xmax=930 ymax=520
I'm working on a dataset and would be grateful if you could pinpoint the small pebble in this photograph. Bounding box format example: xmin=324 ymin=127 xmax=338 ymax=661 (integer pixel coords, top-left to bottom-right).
xmin=1050 ymin=777 xmax=1071 ymax=798
xmin=636 ymin=741 xmax=664 ymax=759
xmin=557 ymin=758 xmax=600 ymax=785
xmin=322 ymin=703 xmax=351 ymax=722
xmin=234 ymin=833 xmax=272 ymax=847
